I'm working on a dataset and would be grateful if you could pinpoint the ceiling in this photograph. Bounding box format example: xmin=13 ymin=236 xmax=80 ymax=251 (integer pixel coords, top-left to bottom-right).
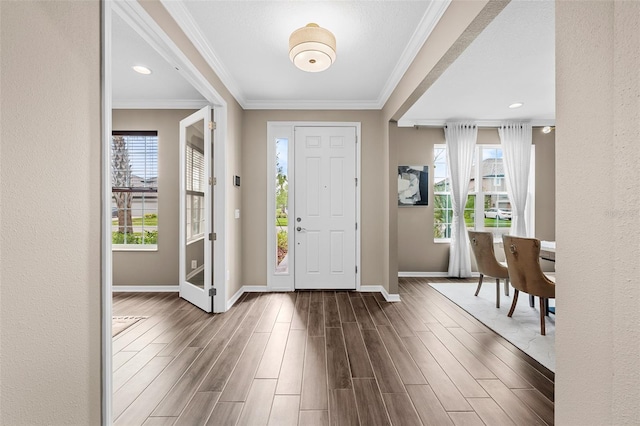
xmin=111 ymin=12 xmax=207 ymax=109
xmin=112 ymin=0 xmax=555 ymax=123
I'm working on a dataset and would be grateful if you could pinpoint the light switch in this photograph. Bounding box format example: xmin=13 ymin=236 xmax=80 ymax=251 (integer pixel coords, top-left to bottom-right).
xmin=234 ymin=209 xmax=240 ymax=219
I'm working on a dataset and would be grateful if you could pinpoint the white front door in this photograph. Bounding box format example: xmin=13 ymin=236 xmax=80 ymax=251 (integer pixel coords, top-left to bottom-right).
xmin=294 ymin=126 xmax=357 ymax=290
xmin=179 ymin=106 xmax=213 ymax=312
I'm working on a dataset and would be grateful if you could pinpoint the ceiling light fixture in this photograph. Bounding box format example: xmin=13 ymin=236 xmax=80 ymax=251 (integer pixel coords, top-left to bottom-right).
xmin=508 ymin=102 xmax=524 ymax=109
xmin=542 ymin=126 xmax=555 ymax=134
xmin=289 ymin=23 xmax=336 ymax=72
xmin=132 ymin=65 xmax=152 ymax=75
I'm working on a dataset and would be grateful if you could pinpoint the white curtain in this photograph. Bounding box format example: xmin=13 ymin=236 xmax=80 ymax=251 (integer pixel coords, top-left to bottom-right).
xmin=499 ymin=123 xmax=532 ymax=237
xmin=445 ymin=122 xmax=477 ymax=277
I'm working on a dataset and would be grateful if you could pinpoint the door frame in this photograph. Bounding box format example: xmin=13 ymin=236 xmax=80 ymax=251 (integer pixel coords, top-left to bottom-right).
xmin=102 ymin=2 xmax=229 ymax=424
xmin=266 ymin=122 xmax=361 ymax=292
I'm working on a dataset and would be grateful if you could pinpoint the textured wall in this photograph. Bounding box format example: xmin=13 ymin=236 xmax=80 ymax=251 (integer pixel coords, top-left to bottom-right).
xmin=241 ymin=110 xmax=384 ymax=288
xmin=556 ymin=1 xmax=640 ymax=424
xmin=394 ymin=126 xmax=556 ymax=273
xmin=0 ymin=1 xmax=102 ymax=424
xmin=112 ymin=109 xmax=196 ymax=286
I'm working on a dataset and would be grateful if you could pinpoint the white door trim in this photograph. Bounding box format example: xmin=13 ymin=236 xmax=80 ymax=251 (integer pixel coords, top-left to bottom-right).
xmin=179 ymin=106 xmax=214 ymax=312
xmin=266 ymin=121 xmax=361 ymax=292
xmin=102 ymin=2 xmax=230 ymax=423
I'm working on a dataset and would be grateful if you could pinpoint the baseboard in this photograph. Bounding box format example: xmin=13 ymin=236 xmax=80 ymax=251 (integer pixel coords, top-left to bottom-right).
xmin=112 ymin=285 xmax=179 ymax=292
xmin=226 ymin=285 xmax=270 ymax=310
xmin=399 ymin=271 xmax=448 ymax=277
xmin=398 ymin=271 xmax=480 ymax=278
xmin=359 ymin=285 xmax=401 ymax=302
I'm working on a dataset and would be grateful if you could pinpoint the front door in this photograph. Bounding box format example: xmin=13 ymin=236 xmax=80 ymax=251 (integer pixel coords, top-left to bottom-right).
xmin=294 ymin=126 xmax=357 ymax=290
xmin=179 ymin=106 xmax=214 ymax=312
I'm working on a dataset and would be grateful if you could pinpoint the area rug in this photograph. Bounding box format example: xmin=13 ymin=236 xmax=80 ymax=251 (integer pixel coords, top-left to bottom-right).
xmin=429 ymin=282 xmax=555 ymax=372
xmin=112 ymin=316 xmax=147 ymax=337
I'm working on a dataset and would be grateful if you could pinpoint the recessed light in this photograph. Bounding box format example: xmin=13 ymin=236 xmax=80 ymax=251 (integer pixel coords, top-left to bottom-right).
xmin=508 ymin=102 xmax=524 ymax=109
xmin=132 ymin=65 xmax=152 ymax=75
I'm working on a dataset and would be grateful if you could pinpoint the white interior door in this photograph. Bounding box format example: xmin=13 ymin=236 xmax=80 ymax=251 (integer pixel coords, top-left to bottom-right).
xmin=179 ymin=106 xmax=213 ymax=312
xmin=294 ymin=126 xmax=356 ymax=290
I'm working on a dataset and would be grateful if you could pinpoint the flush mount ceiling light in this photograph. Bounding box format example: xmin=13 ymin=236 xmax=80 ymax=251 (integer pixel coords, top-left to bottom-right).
xmin=132 ymin=65 xmax=152 ymax=75
xmin=542 ymin=126 xmax=555 ymax=134
xmin=289 ymin=23 xmax=336 ymax=72
xmin=508 ymin=102 xmax=524 ymax=109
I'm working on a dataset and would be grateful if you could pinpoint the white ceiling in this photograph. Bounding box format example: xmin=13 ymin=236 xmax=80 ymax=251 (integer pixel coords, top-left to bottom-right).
xmin=399 ymin=0 xmax=555 ymax=126
xmin=112 ymin=12 xmax=207 ymax=109
xmin=112 ymin=0 xmax=555 ymax=123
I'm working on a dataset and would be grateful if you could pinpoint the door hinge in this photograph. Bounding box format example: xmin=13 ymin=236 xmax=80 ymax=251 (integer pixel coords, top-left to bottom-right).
xmin=209 ymin=287 xmax=216 ymax=297
xmin=209 ymin=177 xmax=216 ymax=185
xmin=209 ymin=121 xmax=216 ymax=130
xmin=355 ymin=222 xmax=358 ymax=230
xmin=209 ymin=233 xmax=217 ymax=241
xmin=355 ymin=177 xmax=358 ymax=186
xmin=355 ymin=266 xmax=358 ymax=274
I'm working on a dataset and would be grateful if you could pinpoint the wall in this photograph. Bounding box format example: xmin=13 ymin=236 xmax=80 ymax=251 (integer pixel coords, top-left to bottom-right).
xmin=242 ymin=110 xmax=384 ymax=288
xmin=556 ymin=2 xmax=640 ymax=424
xmin=140 ymin=1 xmax=244 ymax=303
xmin=0 ymin=1 xmax=102 ymax=424
xmin=112 ymin=109 xmax=196 ymax=286
xmin=394 ymin=125 xmax=555 ymax=273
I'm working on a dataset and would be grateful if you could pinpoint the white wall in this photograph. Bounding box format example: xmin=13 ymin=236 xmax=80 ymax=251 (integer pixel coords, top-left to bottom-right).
xmin=556 ymin=2 xmax=640 ymax=424
xmin=0 ymin=1 xmax=102 ymax=424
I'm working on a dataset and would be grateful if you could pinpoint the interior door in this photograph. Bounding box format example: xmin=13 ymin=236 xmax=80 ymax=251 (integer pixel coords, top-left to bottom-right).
xmin=294 ymin=126 xmax=356 ymax=290
xmin=179 ymin=106 xmax=213 ymax=312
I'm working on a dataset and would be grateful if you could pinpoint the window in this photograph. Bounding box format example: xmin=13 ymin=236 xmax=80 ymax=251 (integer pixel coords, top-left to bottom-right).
xmin=275 ymin=138 xmax=289 ymax=274
xmin=111 ymin=131 xmax=158 ymax=249
xmin=186 ymin=144 xmax=205 ymax=241
xmin=434 ymin=144 xmax=534 ymax=241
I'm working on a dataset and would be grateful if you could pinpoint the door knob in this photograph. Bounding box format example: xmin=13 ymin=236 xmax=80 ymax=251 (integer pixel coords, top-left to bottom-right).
xmin=296 ymin=217 xmax=302 ymax=222
xmin=296 ymin=227 xmax=307 ymax=232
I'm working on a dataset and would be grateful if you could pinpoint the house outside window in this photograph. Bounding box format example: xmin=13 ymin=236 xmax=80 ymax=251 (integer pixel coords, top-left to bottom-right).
xmin=111 ymin=131 xmax=158 ymax=250
xmin=434 ymin=144 xmax=530 ymax=241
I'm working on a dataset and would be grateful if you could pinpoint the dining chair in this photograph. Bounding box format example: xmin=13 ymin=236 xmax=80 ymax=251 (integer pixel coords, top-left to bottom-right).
xmin=468 ymin=230 xmax=510 ymax=308
xmin=502 ymin=235 xmax=556 ymax=335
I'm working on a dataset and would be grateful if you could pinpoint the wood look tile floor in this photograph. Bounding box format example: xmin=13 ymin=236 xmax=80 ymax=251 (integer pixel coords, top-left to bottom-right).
xmin=112 ymin=277 xmax=554 ymax=426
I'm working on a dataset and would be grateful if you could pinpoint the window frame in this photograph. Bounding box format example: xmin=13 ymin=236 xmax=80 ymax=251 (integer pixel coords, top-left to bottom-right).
xmin=111 ymin=130 xmax=159 ymax=251
xmin=433 ymin=143 xmax=535 ymax=243
xmin=185 ymin=143 xmax=206 ymax=243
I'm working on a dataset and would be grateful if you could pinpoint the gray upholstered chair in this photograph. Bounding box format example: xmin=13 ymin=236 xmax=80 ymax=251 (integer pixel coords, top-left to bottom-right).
xmin=468 ymin=230 xmax=510 ymax=308
xmin=502 ymin=235 xmax=556 ymax=335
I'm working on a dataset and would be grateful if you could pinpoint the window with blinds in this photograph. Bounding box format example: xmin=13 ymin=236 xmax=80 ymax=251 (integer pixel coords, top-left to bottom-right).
xmin=186 ymin=144 xmax=206 ymax=241
xmin=111 ymin=131 xmax=158 ymax=249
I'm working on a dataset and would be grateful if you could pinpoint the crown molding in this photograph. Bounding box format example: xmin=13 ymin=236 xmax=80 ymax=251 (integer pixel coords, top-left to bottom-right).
xmin=112 ymin=98 xmax=209 ymax=109
xmin=376 ymin=0 xmax=451 ymax=108
xmin=397 ymin=118 xmax=556 ymax=128
xmin=243 ymin=99 xmax=381 ymax=110
xmin=160 ymin=0 xmax=246 ymax=107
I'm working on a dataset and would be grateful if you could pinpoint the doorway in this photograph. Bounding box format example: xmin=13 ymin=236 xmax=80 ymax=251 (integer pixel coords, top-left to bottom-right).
xmin=267 ymin=122 xmax=361 ymax=292
xmin=103 ymin=2 xmax=229 ymax=423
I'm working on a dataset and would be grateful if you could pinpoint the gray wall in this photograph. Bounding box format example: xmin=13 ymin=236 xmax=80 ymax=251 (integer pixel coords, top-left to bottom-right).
xmin=112 ymin=109 xmax=196 ymax=286
xmin=0 ymin=1 xmax=101 ymax=423
xmin=394 ymin=125 xmax=555 ymax=273
xmin=556 ymin=2 xmax=640 ymax=424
